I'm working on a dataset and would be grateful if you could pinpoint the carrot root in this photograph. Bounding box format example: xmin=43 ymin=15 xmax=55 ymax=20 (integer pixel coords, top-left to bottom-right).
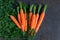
xmin=10 ymin=15 xmax=21 ymax=29
xmin=35 ymin=4 xmax=47 ymax=33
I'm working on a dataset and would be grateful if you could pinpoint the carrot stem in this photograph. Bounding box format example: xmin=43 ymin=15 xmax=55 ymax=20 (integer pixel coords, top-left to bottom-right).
xmin=33 ymin=5 xmax=36 ymax=14
xmin=37 ymin=5 xmax=42 ymax=13
xmin=43 ymin=4 xmax=47 ymax=13
xmin=17 ymin=7 xmax=19 ymax=13
xmin=23 ymin=6 xmax=26 ymax=13
xmin=30 ymin=4 xmax=34 ymax=12
xmin=19 ymin=2 xmax=22 ymax=9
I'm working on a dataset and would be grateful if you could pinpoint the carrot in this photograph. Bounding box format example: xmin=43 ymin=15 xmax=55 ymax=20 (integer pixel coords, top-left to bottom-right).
xmin=29 ymin=5 xmax=34 ymax=26
xmin=24 ymin=13 xmax=27 ymax=31
xmin=10 ymin=15 xmax=21 ymax=29
xmin=17 ymin=7 xmax=21 ymax=25
xmin=23 ymin=6 xmax=27 ymax=31
xmin=19 ymin=2 xmax=25 ymax=32
xmin=35 ymin=5 xmax=47 ymax=33
xmin=34 ymin=5 xmax=42 ymax=29
xmin=30 ymin=5 xmax=36 ymax=30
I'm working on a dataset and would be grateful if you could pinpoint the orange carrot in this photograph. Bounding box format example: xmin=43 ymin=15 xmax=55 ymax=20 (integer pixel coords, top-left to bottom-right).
xmin=29 ymin=5 xmax=34 ymax=26
xmin=30 ymin=14 xmax=35 ymax=29
xmin=29 ymin=12 xmax=32 ymax=25
xmin=35 ymin=5 xmax=47 ymax=33
xmin=19 ymin=2 xmax=25 ymax=32
xmin=24 ymin=13 xmax=27 ymax=31
xmin=30 ymin=5 xmax=36 ymax=30
xmin=23 ymin=6 xmax=27 ymax=31
xmin=18 ymin=13 xmax=21 ymax=25
xmin=34 ymin=14 xmax=39 ymax=29
xmin=17 ymin=7 xmax=21 ymax=25
xmin=10 ymin=15 xmax=21 ymax=29
xmin=34 ymin=5 xmax=42 ymax=29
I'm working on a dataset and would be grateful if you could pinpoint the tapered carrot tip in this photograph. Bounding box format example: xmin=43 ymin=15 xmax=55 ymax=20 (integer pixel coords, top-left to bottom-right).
xmin=10 ymin=15 xmax=21 ymax=29
xmin=43 ymin=4 xmax=47 ymax=13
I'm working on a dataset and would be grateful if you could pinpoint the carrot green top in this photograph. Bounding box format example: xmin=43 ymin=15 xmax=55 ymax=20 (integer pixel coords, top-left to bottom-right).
xmin=37 ymin=5 xmax=42 ymax=13
xmin=33 ymin=5 xmax=36 ymax=14
xmin=19 ymin=2 xmax=22 ymax=9
xmin=43 ymin=4 xmax=47 ymax=13
xmin=23 ymin=6 xmax=26 ymax=13
xmin=17 ymin=7 xmax=19 ymax=13
xmin=30 ymin=4 xmax=34 ymax=12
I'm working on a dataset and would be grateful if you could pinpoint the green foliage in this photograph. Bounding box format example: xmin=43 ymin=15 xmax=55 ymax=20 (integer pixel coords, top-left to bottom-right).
xmin=0 ymin=0 xmax=23 ymax=39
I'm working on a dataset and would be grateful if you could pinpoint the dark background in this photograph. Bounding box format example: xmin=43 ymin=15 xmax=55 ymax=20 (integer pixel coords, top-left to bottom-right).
xmin=19 ymin=0 xmax=60 ymax=40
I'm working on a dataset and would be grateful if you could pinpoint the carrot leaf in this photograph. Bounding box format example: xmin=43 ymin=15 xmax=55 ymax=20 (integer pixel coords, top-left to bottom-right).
xmin=43 ymin=4 xmax=47 ymax=13
xmin=17 ymin=7 xmax=19 ymax=13
xmin=30 ymin=4 xmax=34 ymax=12
xmin=33 ymin=5 xmax=36 ymax=14
xmin=37 ymin=5 xmax=42 ymax=13
xmin=23 ymin=6 xmax=26 ymax=13
xmin=19 ymin=2 xmax=22 ymax=9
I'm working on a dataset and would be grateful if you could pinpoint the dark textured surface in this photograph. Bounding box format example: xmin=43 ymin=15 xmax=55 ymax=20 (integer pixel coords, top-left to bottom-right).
xmin=20 ymin=0 xmax=60 ymax=40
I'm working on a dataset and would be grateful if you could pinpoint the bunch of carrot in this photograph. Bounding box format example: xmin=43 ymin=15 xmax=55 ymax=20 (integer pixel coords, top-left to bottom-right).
xmin=9 ymin=2 xmax=47 ymax=39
